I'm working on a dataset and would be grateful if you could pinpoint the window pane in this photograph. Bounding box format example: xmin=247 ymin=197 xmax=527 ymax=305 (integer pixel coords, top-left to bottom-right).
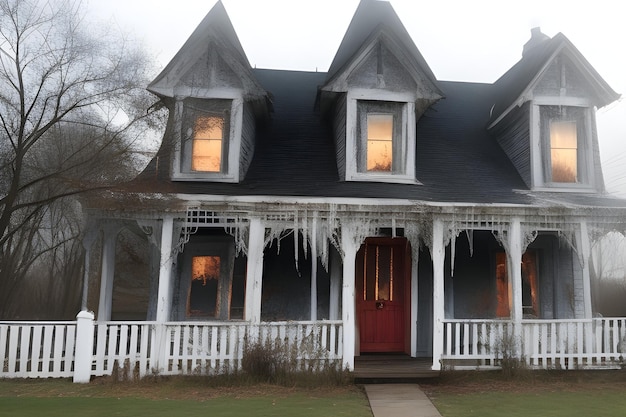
xmin=188 ymin=256 xmax=221 ymax=317
xmin=367 ymin=114 xmax=393 ymax=172
xmin=192 ymin=116 xmax=223 ymax=172
xmin=521 ymin=251 xmax=539 ymax=317
xmin=495 ymin=252 xmax=510 ymax=318
xmin=363 ymin=245 xmax=393 ymax=301
xmin=550 ymin=120 xmax=577 ymax=183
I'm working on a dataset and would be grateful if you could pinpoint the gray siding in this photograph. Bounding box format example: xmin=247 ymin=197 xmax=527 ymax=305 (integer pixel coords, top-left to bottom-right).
xmin=533 ymin=55 xmax=593 ymax=99
xmin=531 ymin=234 xmax=576 ymax=319
xmin=590 ymin=110 xmax=606 ymax=191
xmin=493 ymin=102 xmax=532 ymax=187
xmin=333 ymin=95 xmax=347 ymax=181
xmin=239 ymin=102 xmax=256 ymax=180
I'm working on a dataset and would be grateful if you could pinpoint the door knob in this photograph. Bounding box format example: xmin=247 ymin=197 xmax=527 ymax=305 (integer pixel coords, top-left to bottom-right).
xmin=376 ymin=301 xmax=384 ymax=309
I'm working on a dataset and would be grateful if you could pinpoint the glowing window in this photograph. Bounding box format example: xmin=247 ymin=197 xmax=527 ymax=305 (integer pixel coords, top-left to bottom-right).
xmin=192 ymin=116 xmax=224 ymax=172
xmin=188 ymin=256 xmax=221 ymax=317
xmin=540 ymin=105 xmax=588 ymax=186
xmin=550 ymin=121 xmax=577 ymax=183
xmin=495 ymin=251 xmax=539 ymax=318
xmin=366 ymin=114 xmax=393 ymax=172
xmin=357 ymin=101 xmax=405 ymax=175
xmin=180 ymin=98 xmax=231 ymax=177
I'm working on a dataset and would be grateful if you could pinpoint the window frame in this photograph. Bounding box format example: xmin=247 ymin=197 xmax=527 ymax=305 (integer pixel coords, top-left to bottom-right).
xmin=172 ymin=96 xmax=243 ymax=182
xmin=357 ymin=101 xmax=405 ymax=174
xmin=176 ymin=236 xmax=236 ymax=321
xmin=530 ymin=100 xmax=595 ymax=191
xmin=345 ymin=90 xmax=418 ymax=184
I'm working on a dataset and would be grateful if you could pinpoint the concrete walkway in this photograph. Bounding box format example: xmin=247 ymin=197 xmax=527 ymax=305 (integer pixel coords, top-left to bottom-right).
xmin=364 ymin=384 xmax=442 ymax=417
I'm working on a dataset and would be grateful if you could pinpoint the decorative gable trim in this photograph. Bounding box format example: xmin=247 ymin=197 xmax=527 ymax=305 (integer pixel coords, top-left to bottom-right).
xmin=147 ymin=1 xmax=267 ymax=102
xmin=488 ymin=35 xmax=619 ymax=130
xmin=322 ymin=27 xmax=442 ymax=104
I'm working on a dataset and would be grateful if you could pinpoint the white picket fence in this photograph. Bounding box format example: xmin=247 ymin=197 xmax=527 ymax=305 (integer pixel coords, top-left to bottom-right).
xmin=0 ymin=322 xmax=76 ymax=378
xmin=1 ymin=318 xmax=343 ymax=380
xmin=442 ymin=318 xmax=626 ymax=369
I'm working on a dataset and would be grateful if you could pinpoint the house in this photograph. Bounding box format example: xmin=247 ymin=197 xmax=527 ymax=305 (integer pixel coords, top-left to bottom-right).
xmin=69 ymin=0 xmax=626 ymax=378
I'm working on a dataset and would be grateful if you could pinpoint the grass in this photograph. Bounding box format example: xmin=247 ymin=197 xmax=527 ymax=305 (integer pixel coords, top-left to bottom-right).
xmin=4 ymin=369 xmax=626 ymax=416
xmin=0 ymin=378 xmax=372 ymax=417
xmin=422 ymin=369 xmax=626 ymax=417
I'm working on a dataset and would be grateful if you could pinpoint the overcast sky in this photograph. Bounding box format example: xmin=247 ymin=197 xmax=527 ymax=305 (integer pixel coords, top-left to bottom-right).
xmin=87 ymin=0 xmax=626 ymax=195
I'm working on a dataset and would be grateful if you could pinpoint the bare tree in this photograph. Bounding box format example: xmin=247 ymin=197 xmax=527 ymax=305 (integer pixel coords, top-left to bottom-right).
xmin=0 ymin=0 xmax=160 ymax=316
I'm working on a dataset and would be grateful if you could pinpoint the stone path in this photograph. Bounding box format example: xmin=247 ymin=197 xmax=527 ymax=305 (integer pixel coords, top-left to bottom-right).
xmin=364 ymin=384 xmax=442 ymax=417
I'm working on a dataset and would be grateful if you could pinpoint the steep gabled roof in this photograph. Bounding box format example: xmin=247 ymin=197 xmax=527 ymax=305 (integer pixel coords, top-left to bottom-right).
xmin=322 ymin=0 xmax=441 ymax=97
xmin=147 ymin=1 xmax=266 ymax=100
xmin=488 ymin=30 xmax=620 ymax=128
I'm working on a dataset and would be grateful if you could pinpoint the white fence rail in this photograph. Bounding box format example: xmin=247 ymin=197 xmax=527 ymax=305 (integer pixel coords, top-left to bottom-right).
xmin=442 ymin=318 xmax=626 ymax=369
xmin=1 ymin=319 xmax=343 ymax=380
xmin=0 ymin=322 xmax=76 ymax=378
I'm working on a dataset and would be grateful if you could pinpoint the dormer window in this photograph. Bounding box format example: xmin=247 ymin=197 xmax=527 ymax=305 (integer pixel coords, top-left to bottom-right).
xmin=538 ymin=105 xmax=592 ymax=188
xmin=191 ymin=115 xmax=228 ymax=173
xmin=172 ymin=97 xmax=244 ymax=183
xmin=358 ymin=101 xmax=405 ymax=174
xmin=549 ymin=120 xmax=577 ymax=183
xmin=345 ymin=91 xmax=417 ymax=184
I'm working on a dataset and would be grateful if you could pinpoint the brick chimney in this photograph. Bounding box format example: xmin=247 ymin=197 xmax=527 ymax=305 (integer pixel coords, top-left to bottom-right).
xmin=523 ymin=27 xmax=550 ymax=57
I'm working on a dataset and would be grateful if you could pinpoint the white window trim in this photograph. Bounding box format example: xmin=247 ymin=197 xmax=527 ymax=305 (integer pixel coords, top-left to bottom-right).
xmin=172 ymin=94 xmax=244 ymax=183
xmin=530 ymin=99 xmax=596 ymax=192
xmin=345 ymin=89 xmax=418 ymax=184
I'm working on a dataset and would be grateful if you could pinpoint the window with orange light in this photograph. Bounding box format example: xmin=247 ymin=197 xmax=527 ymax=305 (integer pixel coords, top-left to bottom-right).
xmin=540 ymin=106 xmax=587 ymax=185
xmin=495 ymin=251 xmax=540 ymax=318
xmin=181 ymin=99 xmax=231 ymax=175
xmin=357 ymin=101 xmax=404 ymax=175
xmin=192 ymin=116 xmax=224 ymax=172
xmin=188 ymin=256 xmax=221 ymax=317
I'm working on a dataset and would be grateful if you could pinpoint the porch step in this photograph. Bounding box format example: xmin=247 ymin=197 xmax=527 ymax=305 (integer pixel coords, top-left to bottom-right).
xmin=354 ymin=355 xmax=439 ymax=383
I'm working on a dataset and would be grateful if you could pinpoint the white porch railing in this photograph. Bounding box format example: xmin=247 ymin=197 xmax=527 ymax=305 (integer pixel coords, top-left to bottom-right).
xmin=0 ymin=318 xmax=343 ymax=380
xmin=442 ymin=318 xmax=626 ymax=370
xmin=0 ymin=322 xmax=76 ymax=378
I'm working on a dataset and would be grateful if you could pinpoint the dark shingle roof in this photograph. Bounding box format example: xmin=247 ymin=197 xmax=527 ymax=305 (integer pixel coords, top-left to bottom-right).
xmin=121 ymin=68 xmax=626 ymax=209
xmin=488 ymin=32 xmax=620 ymax=127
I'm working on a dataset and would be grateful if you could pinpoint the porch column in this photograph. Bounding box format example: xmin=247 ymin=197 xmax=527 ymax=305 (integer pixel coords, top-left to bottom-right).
xmin=410 ymin=247 xmax=419 ymax=357
xmin=508 ymin=218 xmax=523 ymax=323
xmin=431 ymin=218 xmax=445 ymax=371
xmin=97 ymin=226 xmax=119 ymax=321
xmin=576 ymin=221 xmax=593 ymax=318
xmin=155 ymin=215 xmax=175 ymax=323
xmin=310 ymin=214 xmax=318 ymax=321
xmin=81 ymin=226 xmax=98 ymax=311
xmin=244 ymin=217 xmax=265 ymax=323
xmin=341 ymin=223 xmax=359 ymax=371
xmin=329 ymin=247 xmax=342 ymax=320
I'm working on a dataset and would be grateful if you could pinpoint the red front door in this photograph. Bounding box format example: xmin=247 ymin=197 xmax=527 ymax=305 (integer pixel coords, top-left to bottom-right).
xmin=356 ymin=237 xmax=411 ymax=353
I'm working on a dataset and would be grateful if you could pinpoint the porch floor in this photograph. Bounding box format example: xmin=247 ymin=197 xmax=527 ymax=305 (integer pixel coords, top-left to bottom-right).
xmin=353 ymin=354 xmax=439 ymax=383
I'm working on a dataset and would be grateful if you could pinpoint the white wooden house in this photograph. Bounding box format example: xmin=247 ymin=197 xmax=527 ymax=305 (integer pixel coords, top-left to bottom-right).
xmin=2 ymin=0 xmax=626 ymax=382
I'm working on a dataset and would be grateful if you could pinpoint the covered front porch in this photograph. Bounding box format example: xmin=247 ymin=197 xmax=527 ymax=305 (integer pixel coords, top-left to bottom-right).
xmin=78 ymin=201 xmax=626 ymax=376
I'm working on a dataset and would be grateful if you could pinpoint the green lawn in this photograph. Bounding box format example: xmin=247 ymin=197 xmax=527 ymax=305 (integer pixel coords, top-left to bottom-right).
xmin=0 ymin=379 xmax=372 ymax=417
xmin=431 ymin=390 xmax=626 ymax=417
xmin=425 ymin=370 xmax=626 ymax=417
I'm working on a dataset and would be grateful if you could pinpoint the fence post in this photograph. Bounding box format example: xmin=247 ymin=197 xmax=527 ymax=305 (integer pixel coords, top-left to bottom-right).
xmin=73 ymin=310 xmax=95 ymax=383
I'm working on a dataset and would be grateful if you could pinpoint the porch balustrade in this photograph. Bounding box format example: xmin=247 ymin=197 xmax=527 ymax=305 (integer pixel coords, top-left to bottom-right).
xmin=3 ymin=318 xmax=624 ymax=379
xmin=441 ymin=318 xmax=626 ymax=369
xmin=0 ymin=319 xmax=343 ymax=380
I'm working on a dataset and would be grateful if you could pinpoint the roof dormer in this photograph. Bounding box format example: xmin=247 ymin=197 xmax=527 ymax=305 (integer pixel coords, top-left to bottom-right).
xmin=489 ymin=28 xmax=620 ymax=192
xmin=147 ymin=1 xmax=269 ymax=183
xmin=321 ymin=0 xmax=443 ymax=184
